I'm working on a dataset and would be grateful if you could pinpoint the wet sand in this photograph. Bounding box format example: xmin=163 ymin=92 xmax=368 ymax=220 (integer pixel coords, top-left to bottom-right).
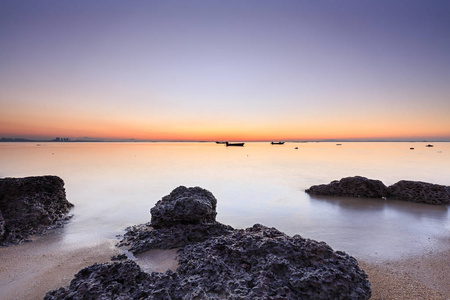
xmin=0 ymin=233 xmax=120 ymax=300
xmin=1 ymin=233 xmax=449 ymax=300
xmin=358 ymin=249 xmax=450 ymax=300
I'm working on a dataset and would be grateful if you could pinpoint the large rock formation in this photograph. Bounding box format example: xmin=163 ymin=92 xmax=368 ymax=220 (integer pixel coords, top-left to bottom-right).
xmin=305 ymin=176 xmax=388 ymax=198
xmin=387 ymin=180 xmax=450 ymax=205
xmin=150 ymin=186 xmax=217 ymax=228
xmin=120 ymin=185 xmax=232 ymax=253
xmin=47 ymin=186 xmax=371 ymax=299
xmin=0 ymin=176 xmax=73 ymax=246
xmin=47 ymin=224 xmax=371 ymax=300
xmin=173 ymin=224 xmax=370 ymax=299
xmin=306 ymin=176 xmax=450 ymax=205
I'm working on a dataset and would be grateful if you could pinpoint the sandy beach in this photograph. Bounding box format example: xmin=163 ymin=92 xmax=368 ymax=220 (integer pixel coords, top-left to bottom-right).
xmin=0 ymin=231 xmax=448 ymax=300
xmin=0 ymin=233 xmax=120 ymax=300
xmin=358 ymin=251 xmax=450 ymax=300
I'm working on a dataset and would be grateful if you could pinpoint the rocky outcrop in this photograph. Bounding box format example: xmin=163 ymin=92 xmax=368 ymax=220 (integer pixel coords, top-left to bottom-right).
xmin=387 ymin=180 xmax=450 ymax=205
xmin=119 ymin=222 xmax=234 ymax=254
xmin=47 ymin=224 xmax=371 ymax=300
xmin=305 ymin=176 xmax=388 ymax=198
xmin=0 ymin=176 xmax=73 ymax=246
xmin=118 ymin=185 xmax=233 ymax=253
xmin=47 ymin=186 xmax=371 ymax=299
xmin=150 ymin=186 xmax=218 ymax=228
xmin=306 ymin=176 xmax=450 ymax=205
xmin=173 ymin=224 xmax=371 ymax=299
xmin=45 ymin=260 xmax=160 ymax=300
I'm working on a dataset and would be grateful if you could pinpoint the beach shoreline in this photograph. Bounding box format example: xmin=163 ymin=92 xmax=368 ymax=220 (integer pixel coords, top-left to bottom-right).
xmin=0 ymin=233 xmax=120 ymax=300
xmin=357 ymin=248 xmax=450 ymax=300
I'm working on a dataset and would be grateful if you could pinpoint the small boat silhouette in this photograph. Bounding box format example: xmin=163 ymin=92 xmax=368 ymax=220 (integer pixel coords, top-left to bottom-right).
xmin=271 ymin=142 xmax=285 ymax=145
xmin=226 ymin=142 xmax=245 ymax=147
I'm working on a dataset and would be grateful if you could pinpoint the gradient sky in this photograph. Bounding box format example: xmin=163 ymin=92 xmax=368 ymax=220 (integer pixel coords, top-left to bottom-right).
xmin=1 ymin=0 xmax=449 ymax=141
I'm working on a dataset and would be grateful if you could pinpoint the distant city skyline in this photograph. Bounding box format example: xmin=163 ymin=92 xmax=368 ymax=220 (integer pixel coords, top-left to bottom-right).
xmin=1 ymin=1 xmax=449 ymax=141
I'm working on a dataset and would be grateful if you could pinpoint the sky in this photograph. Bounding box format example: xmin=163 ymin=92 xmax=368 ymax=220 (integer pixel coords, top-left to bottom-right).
xmin=1 ymin=0 xmax=449 ymax=141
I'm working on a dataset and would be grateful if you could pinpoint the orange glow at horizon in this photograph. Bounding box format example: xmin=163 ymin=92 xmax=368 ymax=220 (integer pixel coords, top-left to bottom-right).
xmin=2 ymin=109 xmax=449 ymax=141
xmin=1 ymin=91 xmax=450 ymax=141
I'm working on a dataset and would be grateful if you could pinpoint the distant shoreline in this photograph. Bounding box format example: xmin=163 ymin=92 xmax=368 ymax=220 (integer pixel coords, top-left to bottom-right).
xmin=1 ymin=139 xmax=449 ymax=143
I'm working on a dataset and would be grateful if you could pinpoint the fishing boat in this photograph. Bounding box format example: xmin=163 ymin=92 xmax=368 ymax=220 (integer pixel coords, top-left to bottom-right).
xmin=225 ymin=142 xmax=245 ymax=147
xmin=215 ymin=141 xmax=226 ymax=144
xmin=271 ymin=142 xmax=285 ymax=145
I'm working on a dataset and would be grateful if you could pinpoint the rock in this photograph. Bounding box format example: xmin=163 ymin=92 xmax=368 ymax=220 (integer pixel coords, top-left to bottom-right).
xmin=387 ymin=180 xmax=450 ymax=205
xmin=0 ymin=176 xmax=73 ymax=246
xmin=306 ymin=176 xmax=388 ymax=198
xmin=306 ymin=176 xmax=450 ymax=205
xmin=110 ymin=253 xmax=128 ymax=261
xmin=48 ymin=225 xmax=371 ymax=300
xmin=175 ymin=224 xmax=371 ymax=299
xmin=119 ymin=222 xmax=234 ymax=254
xmin=0 ymin=212 xmax=5 ymax=240
xmin=120 ymin=185 xmax=232 ymax=253
xmin=44 ymin=260 xmax=160 ymax=300
xmin=150 ymin=186 xmax=218 ymax=228
xmin=48 ymin=186 xmax=371 ymax=299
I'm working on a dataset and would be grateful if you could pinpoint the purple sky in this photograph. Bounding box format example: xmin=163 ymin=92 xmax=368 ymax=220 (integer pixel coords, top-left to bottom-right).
xmin=1 ymin=0 xmax=449 ymax=141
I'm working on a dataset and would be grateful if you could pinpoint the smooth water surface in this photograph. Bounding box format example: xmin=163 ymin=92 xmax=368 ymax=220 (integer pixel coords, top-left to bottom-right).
xmin=1 ymin=142 xmax=449 ymax=261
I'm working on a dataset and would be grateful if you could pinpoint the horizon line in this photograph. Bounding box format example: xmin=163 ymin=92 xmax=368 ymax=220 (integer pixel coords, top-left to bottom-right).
xmin=1 ymin=137 xmax=449 ymax=143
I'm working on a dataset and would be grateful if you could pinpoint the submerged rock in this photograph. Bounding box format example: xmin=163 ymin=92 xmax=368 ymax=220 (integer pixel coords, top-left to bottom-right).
xmin=306 ymin=176 xmax=450 ymax=205
xmin=47 ymin=186 xmax=371 ymax=299
xmin=305 ymin=176 xmax=388 ymax=198
xmin=0 ymin=176 xmax=73 ymax=246
xmin=387 ymin=180 xmax=450 ymax=205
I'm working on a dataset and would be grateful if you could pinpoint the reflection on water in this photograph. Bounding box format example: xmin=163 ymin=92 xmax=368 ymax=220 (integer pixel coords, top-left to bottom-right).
xmin=0 ymin=142 xmax=449 ymax=261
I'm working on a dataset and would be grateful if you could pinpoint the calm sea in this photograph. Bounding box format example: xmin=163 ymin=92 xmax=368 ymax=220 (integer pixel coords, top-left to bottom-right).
xmin=1 ymin=142 xmax=449 ymax=261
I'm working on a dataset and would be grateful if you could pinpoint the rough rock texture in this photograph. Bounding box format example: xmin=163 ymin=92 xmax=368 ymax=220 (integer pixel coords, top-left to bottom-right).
xmin=174 ymin=224 xmax=371 ymax=299
xmin=387 ymin=180 xmax=450 ymax=205
xmin=306 ymin=176 xmax=450 ymax=205
xmin=47 ymin=186 xmax=371 ymax=299
xmin=47 ymin=224 xmax=371 ymax=300
xmin=306 ymin=176 xmax=388 ymax=198
xmin=0 ymin=212 xmax=5 ymax=241
xmin=119 ymin=222 xmax=234 ymax=254
xmin=151 ymin=186 xmax=218 ymax=228
xmin=45 ymin=260 xmax=164 ymax=300
xmin=0 ymin=176 xmax=73 ymax=246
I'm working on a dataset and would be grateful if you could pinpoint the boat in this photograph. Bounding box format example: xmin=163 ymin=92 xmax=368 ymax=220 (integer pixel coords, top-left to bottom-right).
xmin=225 ymin=142 xmax=245 ymax=147
xmin=426 ymin=144 xmax=434 ymax=147
xmin=215 ymin=141 xmax=226 ymax=144
xmin=271 ymin=142 xmax=285 ymax=145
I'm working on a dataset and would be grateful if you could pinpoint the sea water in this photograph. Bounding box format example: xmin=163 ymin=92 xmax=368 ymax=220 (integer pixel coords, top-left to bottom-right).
xmin=1 ymin=142 xmax=449 ymax=261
